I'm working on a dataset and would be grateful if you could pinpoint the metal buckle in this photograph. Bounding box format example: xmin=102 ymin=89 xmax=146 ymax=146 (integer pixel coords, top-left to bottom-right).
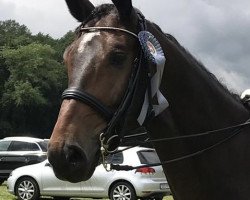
xmin=100 ymin=133 xmax=111 ymax=171
xmin=99 ymin=133 xmax=120 ymax=171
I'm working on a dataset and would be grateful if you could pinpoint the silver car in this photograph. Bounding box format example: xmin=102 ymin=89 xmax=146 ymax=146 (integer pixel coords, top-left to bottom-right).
xmin=7 ymin=146 xmax=170 ymax=200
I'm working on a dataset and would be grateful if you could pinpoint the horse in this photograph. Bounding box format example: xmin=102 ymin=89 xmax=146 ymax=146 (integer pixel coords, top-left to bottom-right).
xmin=48 ymin=0 xmax=250 ymax=199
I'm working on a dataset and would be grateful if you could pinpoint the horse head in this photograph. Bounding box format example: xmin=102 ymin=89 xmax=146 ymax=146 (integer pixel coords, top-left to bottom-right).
xmin=48 ymin=0 xmax=142 ymax=182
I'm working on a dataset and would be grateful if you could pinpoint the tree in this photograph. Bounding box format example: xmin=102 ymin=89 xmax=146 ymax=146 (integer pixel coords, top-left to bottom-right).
xmin=0 ymin=20 xmax=32 ymax=47
xmin=0 ymin=43 xmax=66 ymax=137
xmin=0 ymin=20 xmax=32 ymax=104
xmin=0 ymin=19 xmax=74 ymax=138
xmin=2 ymin=43 xmax=65 ymax=105
xmin=55 ymin=30 xmax=75 ymax=60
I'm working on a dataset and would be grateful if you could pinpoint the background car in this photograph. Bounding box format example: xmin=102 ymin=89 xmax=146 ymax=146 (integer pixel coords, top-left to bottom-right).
xmin=7 ymin=146 xmax=170 ymax=200
xmin=0 ymin=137 xmax=48 ymax=184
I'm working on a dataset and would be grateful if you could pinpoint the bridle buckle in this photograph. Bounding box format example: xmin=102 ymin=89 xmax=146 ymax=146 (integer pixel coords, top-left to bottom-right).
xmin=100 ymin=133 xmax=120 ymax=171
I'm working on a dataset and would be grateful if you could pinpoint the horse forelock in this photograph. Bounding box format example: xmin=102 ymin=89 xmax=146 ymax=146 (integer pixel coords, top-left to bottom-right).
xmin=86 ymin=4 xmax=116 ymax=22
xmin=74 ymin=4 xmax=140 ymax=37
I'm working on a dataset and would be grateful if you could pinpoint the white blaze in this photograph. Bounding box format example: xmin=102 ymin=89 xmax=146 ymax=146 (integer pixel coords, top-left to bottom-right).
xmin=78 ymin=32 xmax=101 ymax=53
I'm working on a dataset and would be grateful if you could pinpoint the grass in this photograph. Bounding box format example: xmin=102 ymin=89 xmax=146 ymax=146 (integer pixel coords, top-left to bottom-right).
xmin=0 ymin=183 xmax=16 ymax=200
xmin=0 ymin=182 xmax=174 ymax=200
xmin=163 ymin=197 xmax=174 ymax=200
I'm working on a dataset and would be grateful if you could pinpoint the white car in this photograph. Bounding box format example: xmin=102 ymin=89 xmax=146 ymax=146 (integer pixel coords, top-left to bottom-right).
xmin=7 ymin=146 xmax=170 ymax=200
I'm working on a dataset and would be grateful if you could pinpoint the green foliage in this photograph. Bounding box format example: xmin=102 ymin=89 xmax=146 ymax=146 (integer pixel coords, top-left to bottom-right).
xmin=55 ymin=31 xmax=75 ymax=60
xmin=1 ymin=43 xmax=65 ymax=107
xmin=0 ymin=20 xmax=32 ymax=47
xmin=0 ymin=183 xmax=16 ymax=200
xmin=3 ymin=81 xmax=46 ymax=106
xmin=0 ymin=19 xmax=73 ymax=138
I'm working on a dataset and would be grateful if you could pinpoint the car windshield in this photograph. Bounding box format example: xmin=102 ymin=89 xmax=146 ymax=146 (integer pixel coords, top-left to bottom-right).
xmin=8 ymin=141 xmax=41 ymax=151
xmin=38 ymin=141 xmax=48 ymax=152
xmin=0 ymin=140 xmax=11 ymax=151
xmin=137 ymin=150 xmax=161 ymax=164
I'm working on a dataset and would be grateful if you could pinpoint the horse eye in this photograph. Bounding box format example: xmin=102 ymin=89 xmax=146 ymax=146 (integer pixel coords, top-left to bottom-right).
xmin=109 ymin=52 xmax=127 ymax=67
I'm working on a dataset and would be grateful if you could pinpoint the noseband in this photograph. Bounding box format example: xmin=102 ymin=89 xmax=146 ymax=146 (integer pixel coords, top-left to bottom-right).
xmin=62 ymin=88 xmax=114 ymax=120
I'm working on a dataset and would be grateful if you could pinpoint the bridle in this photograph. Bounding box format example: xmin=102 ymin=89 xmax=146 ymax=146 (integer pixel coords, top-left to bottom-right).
xmin=62 ymin=27 xmax=140 ymax=121
xmin=61 ymin=12 xmax=250 ymax=171
xmin=62 ymin=12 xmax=149 ymax=155
xmin=80 ymin=26 xmax=139 ymax=38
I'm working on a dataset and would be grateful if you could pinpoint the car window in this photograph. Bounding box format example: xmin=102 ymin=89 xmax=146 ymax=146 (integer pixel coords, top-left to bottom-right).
xmin=137 ymin=150 xmax=161 ymax=164
xmin=0 ymin=141 xmax=11 ymax=151
xmin=28 ymin=143 xmax=40 ymax=151
xmin=38 ymin=141 xmax=48 ymax=152
xmin=8 ymin=141 xmax=40 ymax=151
xmin=106 ymin=152 xmax=123 ymax=164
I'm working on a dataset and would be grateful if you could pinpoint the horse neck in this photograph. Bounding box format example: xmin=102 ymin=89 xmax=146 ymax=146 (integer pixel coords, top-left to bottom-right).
xmin=147 ymin=24 xmax=249 ymax=135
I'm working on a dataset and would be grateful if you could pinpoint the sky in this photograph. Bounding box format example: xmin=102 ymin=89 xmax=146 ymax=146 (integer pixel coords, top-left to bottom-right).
xmin=0 ymin=0 xmax=250 ymax=94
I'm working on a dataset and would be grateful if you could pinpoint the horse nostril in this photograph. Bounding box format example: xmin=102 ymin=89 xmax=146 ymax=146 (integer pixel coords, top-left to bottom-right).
xmin=65 ymin=145 xmax=86 ymax=166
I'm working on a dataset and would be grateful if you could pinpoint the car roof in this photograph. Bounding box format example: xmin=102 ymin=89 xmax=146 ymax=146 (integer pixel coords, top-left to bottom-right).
xmin=1 ymin=137 xmax=46 ymax=142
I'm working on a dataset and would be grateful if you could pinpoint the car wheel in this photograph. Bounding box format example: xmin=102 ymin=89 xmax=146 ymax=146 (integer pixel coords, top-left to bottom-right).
xmin=15 ymin=177 xmax=40 ymax=200
xmin=110 ymin=181 xmax=136 ymax=200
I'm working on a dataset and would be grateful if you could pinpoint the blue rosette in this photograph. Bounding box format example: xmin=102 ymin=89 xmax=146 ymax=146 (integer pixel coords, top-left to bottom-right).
xmin=138 ymin=31 xmax=165 ymax=64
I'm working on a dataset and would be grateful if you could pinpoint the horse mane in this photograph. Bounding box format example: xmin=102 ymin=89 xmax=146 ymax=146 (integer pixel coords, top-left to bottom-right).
xmin=151 ymin=22 xmax=243 ymax=103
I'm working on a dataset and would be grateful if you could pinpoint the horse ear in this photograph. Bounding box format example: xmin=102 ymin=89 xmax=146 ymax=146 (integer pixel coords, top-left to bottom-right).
xmin=111 ymin=0 xmax=133 ymax=19
xmin=65 ymin=0 xmax=95 ymax=22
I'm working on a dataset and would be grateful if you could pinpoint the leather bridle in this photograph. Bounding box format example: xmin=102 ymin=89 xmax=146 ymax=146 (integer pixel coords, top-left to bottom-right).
xmin=62 ymin=13 xmax=148 ymax=154
xmin=62 ymin=88 xmax=114 ymax=121
xmin=61 ymin=12 xmax=250 ymax=171
xmin=62 ymin=27 xmax=140 ymax=120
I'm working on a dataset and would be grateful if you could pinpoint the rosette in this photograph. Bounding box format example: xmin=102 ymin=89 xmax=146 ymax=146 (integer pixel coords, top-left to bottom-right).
xmin=138 ymin=31 xmax=165 ymax=64
xmin=137 ymin=31 xmax=169 ymax=125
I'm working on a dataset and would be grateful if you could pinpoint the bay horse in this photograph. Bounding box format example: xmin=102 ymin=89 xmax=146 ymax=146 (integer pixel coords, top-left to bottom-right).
xmin=48 ymin=0 xmax=250 ymax=199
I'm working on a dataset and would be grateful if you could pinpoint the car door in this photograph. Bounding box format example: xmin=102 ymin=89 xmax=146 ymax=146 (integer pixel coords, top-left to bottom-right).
xmin=6 ymin=141 xmax=34 ymax=171
xmin=41 ymin=162 xmax=68 ymax=196
xmin=88 ymin=164 xmax=111 ymax=195
xmin=0 ymin=140 xmax=11 ymax=178
xmin=64 ymin=179 xmax=83 ymax=196
xmin=41 ymin=161 xmax=83 ymax=197
xmin=88 ymin=153 xmax=123 ymax=197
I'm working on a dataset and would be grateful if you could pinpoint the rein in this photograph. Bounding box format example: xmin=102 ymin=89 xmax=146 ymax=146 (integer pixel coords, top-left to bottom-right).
xmin=110 ymin=119 xmax=250 ymax=171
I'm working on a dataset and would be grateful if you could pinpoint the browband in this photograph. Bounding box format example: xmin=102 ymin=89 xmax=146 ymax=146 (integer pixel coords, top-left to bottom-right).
xmin=80 ymin=27 xmax=138 ymax=39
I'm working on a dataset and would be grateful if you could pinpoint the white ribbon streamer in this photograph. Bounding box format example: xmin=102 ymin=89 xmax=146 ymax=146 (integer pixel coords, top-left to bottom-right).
xmin=137 ymin=31 xmax=169 ymax=125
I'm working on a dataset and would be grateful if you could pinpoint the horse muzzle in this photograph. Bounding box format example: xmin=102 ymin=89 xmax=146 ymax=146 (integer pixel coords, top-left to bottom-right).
xmin=48 ymin=142 xmax=99 ymax=182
